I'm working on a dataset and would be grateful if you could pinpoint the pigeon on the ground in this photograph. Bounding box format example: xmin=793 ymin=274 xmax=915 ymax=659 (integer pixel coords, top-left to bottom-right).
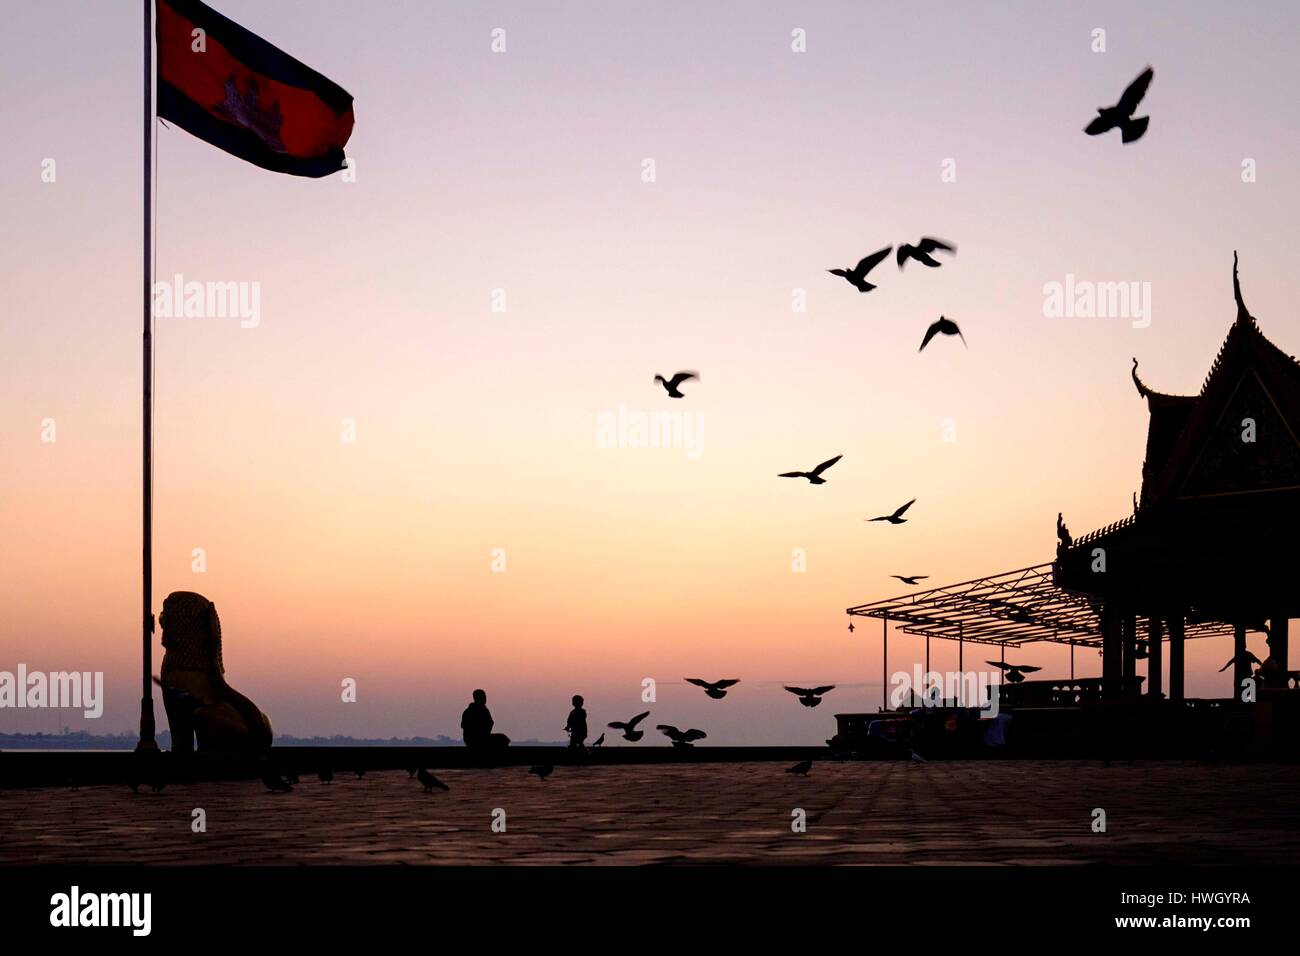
xmin=417 ymin=769 xmax=449 ymax=792
xmin=262 ymin=771 xmax=293 ymax=793
xmin=657 ymin=725 xmax=707 ymax=748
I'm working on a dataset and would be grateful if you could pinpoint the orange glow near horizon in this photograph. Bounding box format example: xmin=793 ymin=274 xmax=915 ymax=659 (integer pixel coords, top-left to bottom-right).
xmin=2 ymin=1 xmax=1297 ymax=743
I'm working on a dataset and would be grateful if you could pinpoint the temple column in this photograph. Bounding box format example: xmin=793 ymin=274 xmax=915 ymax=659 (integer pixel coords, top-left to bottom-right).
xmin=1101 ymin=604 xmax=1122 ymax=698
xmin=1168 ymin=615 xmax=1185 ymax=701
xmin=1233 ymin=625 xmax=1249 ymax=699
xmin=1122 ymin=613 xmax=1137 ymax=691
xmin=1268 ymin=616 xmax=1290 ymax=677
xmin=1147 ymin=618 xmax=1163 ymax=698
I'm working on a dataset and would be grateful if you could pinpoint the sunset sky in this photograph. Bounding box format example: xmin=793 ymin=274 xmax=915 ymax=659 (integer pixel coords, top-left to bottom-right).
xmin=2 ymin=0 xmax=1297 ymax=744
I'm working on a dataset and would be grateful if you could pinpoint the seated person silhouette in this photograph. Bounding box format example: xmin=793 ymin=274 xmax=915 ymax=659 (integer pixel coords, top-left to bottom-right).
xmin=158 ymin=591 xmax=272 ymax=755
xmin=461 ymin=689 xmax=510 ymax=749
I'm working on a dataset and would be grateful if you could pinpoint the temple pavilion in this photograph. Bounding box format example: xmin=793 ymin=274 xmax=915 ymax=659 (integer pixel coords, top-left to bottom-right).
xmin=847 ymin=255 xmax=1299 ymax=713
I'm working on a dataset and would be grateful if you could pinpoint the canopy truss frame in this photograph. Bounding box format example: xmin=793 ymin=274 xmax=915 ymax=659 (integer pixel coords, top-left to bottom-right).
xmin=846 ymin=562 xmax=1236 ymax=648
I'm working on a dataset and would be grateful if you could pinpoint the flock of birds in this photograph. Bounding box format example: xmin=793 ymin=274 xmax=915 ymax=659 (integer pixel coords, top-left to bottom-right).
xmin=828 ymin=237 xmax=966 ymax=353
xmin=118 ymin=69 xmax=1157 ymax=799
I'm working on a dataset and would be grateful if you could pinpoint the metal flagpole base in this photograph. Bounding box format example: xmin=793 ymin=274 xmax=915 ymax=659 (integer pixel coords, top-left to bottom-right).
xmin=136 ymin=697 xmax=159 ymax=752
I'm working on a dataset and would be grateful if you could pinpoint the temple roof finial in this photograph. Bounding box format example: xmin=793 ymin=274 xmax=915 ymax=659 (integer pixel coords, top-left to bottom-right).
xmin=1233 ymin=250 xmax=1254 ymax=326
xmin=1130 ymin=357 xmax=1152 ymax=398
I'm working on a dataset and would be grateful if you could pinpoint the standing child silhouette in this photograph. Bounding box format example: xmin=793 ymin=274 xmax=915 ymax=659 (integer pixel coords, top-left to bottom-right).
xmin=565 ymin=695 xmax=588 ymax=749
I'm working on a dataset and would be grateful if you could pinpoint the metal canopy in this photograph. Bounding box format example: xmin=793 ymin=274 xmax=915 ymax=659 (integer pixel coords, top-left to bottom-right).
xmin=846 ymin=563 xmax=1236 ymax=648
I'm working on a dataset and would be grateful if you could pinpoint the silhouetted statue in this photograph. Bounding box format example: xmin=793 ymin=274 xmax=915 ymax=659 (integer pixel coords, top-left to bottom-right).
xmin=461 ymin=689 xmax=510 ymax=749
xmin=1056 ymin=512 xmax=1072 ymax=549
xmin=158 ymin=591 xmax=272 ymax=755
xmin=564 ymin=694 xmax=588 ymax=748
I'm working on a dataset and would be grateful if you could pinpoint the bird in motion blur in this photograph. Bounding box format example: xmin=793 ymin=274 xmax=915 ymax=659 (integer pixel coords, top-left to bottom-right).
xmin=919 ymin=315 xmax=966 ymax=352
xmin=262 ymin=771 xmax=293 ymax=793
xmin=1219 ymin=650 xmax=1262 ymax=673
xmin=608 ymin=711 xmax=652 ymax=741
xmin=657 ymin=725 xmax=708 ymax=748
xmin=897 ymin=237 xmax=956 ymax=269
xmin=868 ymin=499 xmax=916 ymax=524
xmin=779 ymin=454 xmax=842 ymax=485
xmin=828 ymin=246 xmax=892 ymax=292
xmin=686 ymin=678 xmax=740 ymax=700
xmin=654 ymin=371 xmax=698 ymax=398
xmin=987 ymin=660 xmax=1042 ymax=684
xmin=417 ymin=769 xmax=449 ymax=792
xmin=1084 ymin=66 xmax=1153 ymax=143
xmin=784 ymin=685 xmax=835 ymax=708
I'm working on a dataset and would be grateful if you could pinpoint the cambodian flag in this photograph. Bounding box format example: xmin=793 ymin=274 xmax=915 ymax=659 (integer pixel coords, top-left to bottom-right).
xmin=155 ymin=0 xmax=354 ymax=177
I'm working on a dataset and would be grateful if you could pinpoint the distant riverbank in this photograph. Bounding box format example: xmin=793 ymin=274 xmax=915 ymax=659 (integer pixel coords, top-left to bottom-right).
xmin=0 ymin=731 xmax=564 ymax=750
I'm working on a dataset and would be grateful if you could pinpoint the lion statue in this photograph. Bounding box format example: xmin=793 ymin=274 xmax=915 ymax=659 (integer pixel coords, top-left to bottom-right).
xmin=158 ymin=591 xmax=272 ymax=754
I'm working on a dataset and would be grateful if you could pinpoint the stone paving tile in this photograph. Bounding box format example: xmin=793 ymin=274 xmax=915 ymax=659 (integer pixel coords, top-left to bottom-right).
xmin=1 ymin=760 xmax=1297 ymax=865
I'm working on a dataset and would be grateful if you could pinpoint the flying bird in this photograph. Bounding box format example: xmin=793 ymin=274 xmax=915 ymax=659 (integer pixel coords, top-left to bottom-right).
xmin=590 ymin=733 xmax=605 ymax=748
xmin=654 ymin=371 xmax=698 ymax=398
xmin=786 ymin=759 xmax=812 ymax=777
xmin=919 ymin=315 xmax=966 ymax=352
xmin=317 ymin=768 xmax=334 ymax=784
xmin=686 ymin=678 xmax=740 ymax=700
xmin=867 ymin=499 xmax=916 ymax=524
xmin=657 ymin=725 xmax=707 ymax=748
xmin=779 ymin=455 xmax=842 ymax=485
xmin=784 ymin=685 xmax=835 ymax=708
xmin=1219 ymin=650 xmax=1262 ymax=673
xmin=1084 ymin=66 xmax=1153 ymax=143
xmin=828 ymin=246 xmax=892 ymax=293
xmin=529 ymin=764 xmax=554 ymax=781
xmin=417 ymin=769 xmax=449 ymax=792
xmin=891 ymin=575 xmax=929 ymax=585
xmin=896 ymin=237 xmax=956 ymax=269
xmin=262 ymin=771 xmax=293 ymax=793
xmin=608 ymin=711 xmax=651 ymax=741
xmin=987 ymin=660 xmax=1042 ymax=684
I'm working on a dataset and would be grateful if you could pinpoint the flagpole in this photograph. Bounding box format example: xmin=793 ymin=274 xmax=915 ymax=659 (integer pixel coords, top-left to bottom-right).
xmin=136 ymin=0 xmax=158 ymax=753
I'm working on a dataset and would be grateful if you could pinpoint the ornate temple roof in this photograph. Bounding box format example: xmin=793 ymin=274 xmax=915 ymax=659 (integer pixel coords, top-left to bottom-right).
xmin=1127 ymin=253 xmax=1300 ymax=506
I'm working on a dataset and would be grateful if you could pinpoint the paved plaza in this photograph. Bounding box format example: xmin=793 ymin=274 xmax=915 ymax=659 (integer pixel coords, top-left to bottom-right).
xmin=3 ymin=760 xmax=1296 ymax=865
